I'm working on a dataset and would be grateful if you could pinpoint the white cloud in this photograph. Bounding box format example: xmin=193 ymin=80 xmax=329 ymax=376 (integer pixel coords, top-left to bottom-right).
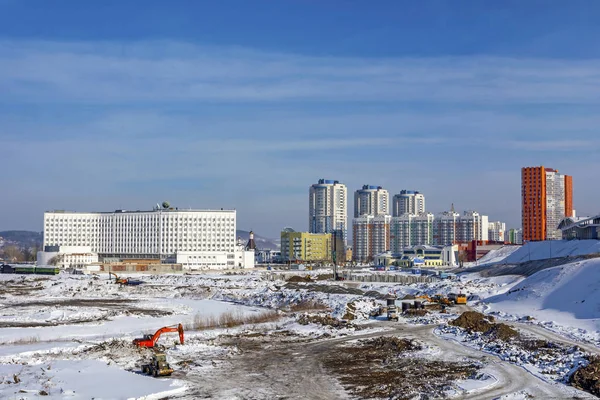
xmin=3 ymin=40 xmax=600 ymax=235
xmin=3 ymin=40 xmax=600 ymax=104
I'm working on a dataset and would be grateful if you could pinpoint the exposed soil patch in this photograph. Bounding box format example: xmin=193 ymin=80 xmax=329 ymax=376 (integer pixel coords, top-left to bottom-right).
xmin=284 ymin=282 xmax=364 ymax=296
xmin=287 ymin=275 xmax=313 ymax=283
xmin=0 ymin=283 xmax=45 ymax=297
xmin=322 ymin=336 xmax=479 ymax=399
xmin=570 ymin=356 xmax=600 ymax=396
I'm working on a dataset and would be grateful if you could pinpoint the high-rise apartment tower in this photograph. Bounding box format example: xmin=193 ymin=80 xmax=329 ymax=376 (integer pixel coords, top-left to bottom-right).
xmin=354 ymin=185 xmax=389 ymax=217
xmin=521 ymin=166 xmax=573 ymax=241
xmin=392 ymin=190 xmax=425 ymax=216
xmin=309 ymin=179 xmax=348 ymax=243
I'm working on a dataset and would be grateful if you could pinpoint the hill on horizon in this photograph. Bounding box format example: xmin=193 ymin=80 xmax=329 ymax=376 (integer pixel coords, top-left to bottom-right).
xmin=0 ymin=231 xmax=43 ymax=248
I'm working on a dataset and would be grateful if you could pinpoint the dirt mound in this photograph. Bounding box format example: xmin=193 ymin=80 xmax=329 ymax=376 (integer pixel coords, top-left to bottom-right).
xmin=486 ymin=323 xmax=519 ymax=341
xmin=402 ymin=294 xmax=416 ymax=300
xmin=450 ymin=311 xmax=518 ymax=341
xmin=364 ymin=336 xmax=421 ymax=352
xmin=450 ymin=311 xmax=494 ymax=332
xmin=287 ymin=275 xmax=313 ymax=283
xmin=570 ymin=356 xmax=600 ymax=396
xmin=403 ymin=309 xmax=428 ymax=317
xmin=298 ymin=314 xmax=348 ymax=329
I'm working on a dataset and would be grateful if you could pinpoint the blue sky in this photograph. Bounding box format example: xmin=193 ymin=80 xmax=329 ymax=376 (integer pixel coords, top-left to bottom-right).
xmin=2 ymin=1 xmax=600 ymax=237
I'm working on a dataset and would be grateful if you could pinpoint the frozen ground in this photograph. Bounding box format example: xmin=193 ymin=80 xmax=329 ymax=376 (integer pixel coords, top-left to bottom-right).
xmin=0 ymin=266 xmax=598 ymax=399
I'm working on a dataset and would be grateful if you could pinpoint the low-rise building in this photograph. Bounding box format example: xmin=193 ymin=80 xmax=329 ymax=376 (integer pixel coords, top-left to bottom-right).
xmin=280 ymin=229 xmax=333 ymax=263
xmin=37 ymin=246 xmax=99 ymax=269
xmin=558 ymin=215 xmax=600 ymax=240
xmin=374 ymin=244 xmax=458 ymax=268
xmin=255 ymin=249 xmax=282 ymax=264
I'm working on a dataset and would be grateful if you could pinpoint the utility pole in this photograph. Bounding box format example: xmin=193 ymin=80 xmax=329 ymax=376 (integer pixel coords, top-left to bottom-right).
xmin=332 ymin=231 xmax=338 ymax=280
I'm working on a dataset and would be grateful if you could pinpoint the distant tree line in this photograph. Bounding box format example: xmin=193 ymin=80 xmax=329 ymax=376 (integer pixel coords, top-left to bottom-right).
xmin=0 ymin=245 xmax=39 ymax=263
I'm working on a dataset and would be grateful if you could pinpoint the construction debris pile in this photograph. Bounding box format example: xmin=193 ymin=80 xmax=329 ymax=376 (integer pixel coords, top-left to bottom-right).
xmin=570 ymin=356 xmax=600 ymax=396
xmin=322 ymin=336 xmax=479 ymax=400
xmin=297 ymin=314 xmax=350 ymax=329
xmin=441 ymin=312 xmax=589 ymax=383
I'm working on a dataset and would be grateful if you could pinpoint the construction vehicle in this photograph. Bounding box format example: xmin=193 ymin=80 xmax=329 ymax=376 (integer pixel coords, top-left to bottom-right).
xmin=109 ymin=272 xmax=128 ymax=284
xmin=141 ymin=353 xmax=174 ymax=377
xmin=416 ymin=294 xmax=453 ymax=306
xmin=432 ymin=294 xmax=453 ymax=306
xmin=109 ymin=272 xmax=144 ymax=286
xmin=386 ymin=296 xmax=399 ymax=321
xmin=387 ymin=304 xmax=399 ymax=321
xmin=448 ymin=293 xmax=468 ymax=305
xmin=133 ymin=324 xmax=185 ymax=348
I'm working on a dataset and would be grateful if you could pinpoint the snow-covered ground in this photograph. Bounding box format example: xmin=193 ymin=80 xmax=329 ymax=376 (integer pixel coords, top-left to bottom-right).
xmin=480 ymin=258 xmax=600 ymax=344
xmin=0 ymin=360 xmax=186 ymax=399
xmin=468 ymin=245 xmax=522 ymax=266
xmin=0 ymin=262 xmax=598 ymax=399
xmin=486 ymin=240 xmax=600 ymax=265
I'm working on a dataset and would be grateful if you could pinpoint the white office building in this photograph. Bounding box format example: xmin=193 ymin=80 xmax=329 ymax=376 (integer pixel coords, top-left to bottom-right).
xmin=354 ymin=185 xmax=389 ymax=217
xmin=488 ymin=221 xmax=506 ymax=242
xmin=309 ymin=179 xmax=348 ymax=243
xmin=392 ymin=190 xmax=425 ymax=217
xmin=41 ymin=206 xmax=254 ymax=270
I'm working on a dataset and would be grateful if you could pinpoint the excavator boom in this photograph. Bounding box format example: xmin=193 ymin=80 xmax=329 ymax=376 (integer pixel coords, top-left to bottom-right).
xmin=133 ymin=324 xmax=185 ymax=348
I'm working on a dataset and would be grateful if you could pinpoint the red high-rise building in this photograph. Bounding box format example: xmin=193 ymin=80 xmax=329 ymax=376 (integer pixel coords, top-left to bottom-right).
xmin=521 ymin=166 xmax=573 ymax=242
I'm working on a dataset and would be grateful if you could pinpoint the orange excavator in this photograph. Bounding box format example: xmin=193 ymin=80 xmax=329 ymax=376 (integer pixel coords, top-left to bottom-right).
xmin=133 ymin=324 xmax=185 ymax=348
xmin=109 ymin=272 xmax=128 ymax=285
xmin=109 ymin=272 xmax=144 ymax=286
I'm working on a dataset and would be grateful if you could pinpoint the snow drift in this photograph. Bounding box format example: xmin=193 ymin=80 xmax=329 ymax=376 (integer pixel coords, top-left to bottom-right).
xmin=493 ymin=240 xmax=600 ymax=265
xmin=485 ymin=258 xmax=600 ymax=332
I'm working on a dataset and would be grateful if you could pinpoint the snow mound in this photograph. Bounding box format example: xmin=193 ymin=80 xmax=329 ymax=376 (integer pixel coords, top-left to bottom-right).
xmin=500 ymin=240 xmax=600 ymax=264
xmin=485 ymin=258 xmax=600 ymax=332
xmin=475 ymin=245 xmax=522 ymax=265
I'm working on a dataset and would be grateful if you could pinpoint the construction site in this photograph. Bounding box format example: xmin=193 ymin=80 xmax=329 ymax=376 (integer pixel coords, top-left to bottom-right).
xmin=0 ymin=241 xmax=600 ymax=399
